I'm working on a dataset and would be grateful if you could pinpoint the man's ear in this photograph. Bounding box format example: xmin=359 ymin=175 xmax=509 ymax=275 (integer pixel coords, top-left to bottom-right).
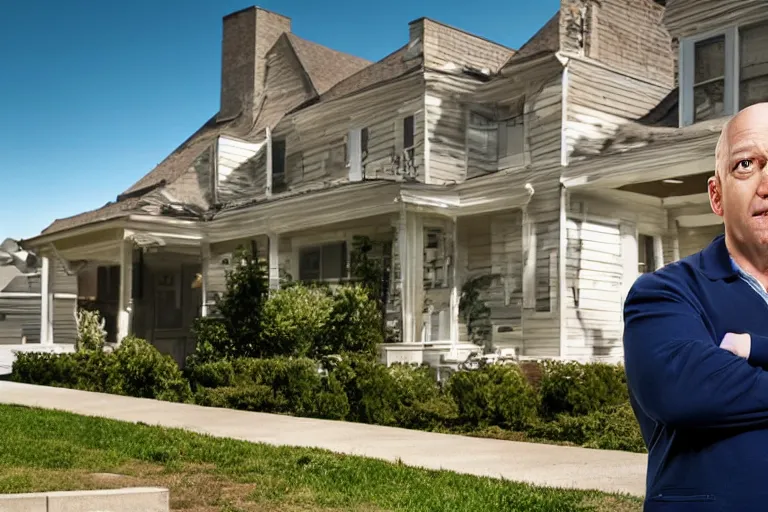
xmin=709 ymin=175 xmax=724 ymax=217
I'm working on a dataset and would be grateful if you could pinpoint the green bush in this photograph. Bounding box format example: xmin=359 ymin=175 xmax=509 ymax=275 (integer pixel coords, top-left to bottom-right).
xmin=186 ymin=317 xmax=232 ymax=366
xmin=195 ymin=384 xmax=284 ymax=412
xmin=215 ymin=246 xmax=270 ymax=358
xmin=388 ymin=363 xmax=458 ymax=430
xmin=11 ymin=351 xmax=110 ymax=392
xmin=537 ymin=360 xmax=628 ymax=418
xmin=314 ymin=373 xmax=350 ymax=420
xmin=259 ymin=285 xmax=334 ymax=358
xmin=331 ymin=354 xmax=400 ymax=426
xmin=186 ymin=359 xmax=235 ymax=391
xmin=447 ymin=364 xmax=539 ymax=431
xmin=321 ymin=285 xmax=383 ymax=357
xmin=231 ymin=357 xmax=322 ymax=416
xmin=191 ymin=356 xmax=348 ymax=420
xmin=105 ymin=336 xmax=191 ymax=403
xmin=527 ymin=402 xmax=645 ymax=453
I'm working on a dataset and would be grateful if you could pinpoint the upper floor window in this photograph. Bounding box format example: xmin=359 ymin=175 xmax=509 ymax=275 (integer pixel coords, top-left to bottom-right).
xmin=403 ymin=115 xmax=415 ymax=160
xmin=681 ymin=18 xmax=768 ymax=125
xmin=498 ymin=114 xmax=525 ymax=168
xmin=271 ymin=139 xmax=286 ymax=189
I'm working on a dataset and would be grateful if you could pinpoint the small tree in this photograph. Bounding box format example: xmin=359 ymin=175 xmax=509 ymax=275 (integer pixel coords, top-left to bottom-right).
xmin=215 ymin=246 xmax=269 ymax=358
xmin=75 ymin=308 xmax=106 ymax=352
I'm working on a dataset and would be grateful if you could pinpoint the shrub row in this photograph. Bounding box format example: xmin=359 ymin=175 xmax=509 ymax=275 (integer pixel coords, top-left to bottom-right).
xmin=184 ymin=353 xmax=639 ymax=451
xmin=11 ymin=336 xmax=191 ymax=403
xmin=12 ymin=342 xmax=641 ymax=452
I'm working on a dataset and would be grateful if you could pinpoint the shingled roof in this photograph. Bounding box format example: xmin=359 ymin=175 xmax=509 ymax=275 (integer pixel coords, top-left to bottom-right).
xmin=502 ymin=12 xmax=560 ymax=66
xmin=286 ymin=33 xmax=372 ymax=95
xmin=321 ymin=45 xmax=420 ymax=102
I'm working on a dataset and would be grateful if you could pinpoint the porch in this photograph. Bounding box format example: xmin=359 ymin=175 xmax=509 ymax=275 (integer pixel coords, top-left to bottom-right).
xmin=560 ymin=120 xmax=723 ymax=360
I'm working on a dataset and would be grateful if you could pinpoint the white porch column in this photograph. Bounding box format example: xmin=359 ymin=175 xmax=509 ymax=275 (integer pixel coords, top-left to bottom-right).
xmin=268 ymin=232 xmax=280 ymax=290
xmin=449 ymin=217 xmax=460 ymax=347
xmin=117 ymin=239 xmax=134 ymax=344
xmin=39 ymin=256 xmax=53 ymax=345
xmin=399 ymin=207 xmax=424 ymax=344
xmin=653 ymin=235 xmax=664 ymax=270
xmin=201 ymin=242 xmax=210 ymax=317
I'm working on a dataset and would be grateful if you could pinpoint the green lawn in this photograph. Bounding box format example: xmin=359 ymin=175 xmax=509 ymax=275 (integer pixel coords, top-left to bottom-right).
xmin=0 ymin=404 xmax=641 ymax=511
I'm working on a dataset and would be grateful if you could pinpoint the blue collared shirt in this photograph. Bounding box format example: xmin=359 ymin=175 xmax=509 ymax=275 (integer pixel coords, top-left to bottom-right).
xmin=623 ymin=234 xmax=768 ymax=509
xmin=731 ymin=257 xmax=768 ymax=308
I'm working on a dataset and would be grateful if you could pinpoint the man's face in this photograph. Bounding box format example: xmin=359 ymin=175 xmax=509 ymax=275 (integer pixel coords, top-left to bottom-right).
xmin=709 ymin=104 xmax=768 ymax=248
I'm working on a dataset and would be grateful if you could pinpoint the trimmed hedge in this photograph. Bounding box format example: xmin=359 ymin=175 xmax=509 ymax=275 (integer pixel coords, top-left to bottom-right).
xmin=11 ymin=337 xmax=191 ymax=403
xmin=12 ymin=342 xmax=641 ymax=453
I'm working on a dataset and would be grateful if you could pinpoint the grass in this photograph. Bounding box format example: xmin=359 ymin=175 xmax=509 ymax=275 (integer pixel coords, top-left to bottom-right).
xmin=0 ymin=404 xmax=642 ymax=512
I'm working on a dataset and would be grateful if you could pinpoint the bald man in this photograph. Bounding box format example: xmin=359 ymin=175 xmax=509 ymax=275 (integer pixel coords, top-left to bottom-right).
xmin=624 ymin=102 xmax=768 ymax=511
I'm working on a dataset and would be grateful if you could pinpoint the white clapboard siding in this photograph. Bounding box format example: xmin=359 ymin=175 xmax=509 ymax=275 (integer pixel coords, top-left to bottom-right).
xmin=53 ymin=298 xmax=77 ymax=344
xmin=216 ymin=136 xmax=265 ymax=203
xmin=565 ymin=218 xmax=624 ymax=358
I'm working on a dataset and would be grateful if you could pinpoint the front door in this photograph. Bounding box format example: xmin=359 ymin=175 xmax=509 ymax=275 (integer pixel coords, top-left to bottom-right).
xmin=148 ymin=262 xmax=201 ymax=366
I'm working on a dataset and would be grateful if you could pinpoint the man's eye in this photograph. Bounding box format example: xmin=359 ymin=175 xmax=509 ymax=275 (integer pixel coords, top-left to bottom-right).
xmin=735 ymin=159 xmax=753 ymax=171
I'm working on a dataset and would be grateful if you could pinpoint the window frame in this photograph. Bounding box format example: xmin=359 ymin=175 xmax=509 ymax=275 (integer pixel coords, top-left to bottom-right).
xmin=297 ymin=241 xmax=348 ymax=283
xmin=271 ymin=138 xmax=287 ymax=188
xmin=680 ymin=16 xmax=768 ymax=126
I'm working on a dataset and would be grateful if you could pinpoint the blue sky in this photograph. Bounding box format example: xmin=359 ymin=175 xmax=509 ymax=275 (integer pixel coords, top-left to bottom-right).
xmin=0 ymin=0 xmax=559 ymax=241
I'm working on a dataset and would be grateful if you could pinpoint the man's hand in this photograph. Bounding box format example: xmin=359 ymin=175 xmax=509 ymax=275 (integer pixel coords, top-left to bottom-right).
xmin=721 ymin=333 xmax=751 ymax=359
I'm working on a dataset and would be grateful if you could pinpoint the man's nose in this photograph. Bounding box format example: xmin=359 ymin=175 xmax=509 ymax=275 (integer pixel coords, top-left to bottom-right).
xmin=758 ymin=165 xmax=768 ymax=197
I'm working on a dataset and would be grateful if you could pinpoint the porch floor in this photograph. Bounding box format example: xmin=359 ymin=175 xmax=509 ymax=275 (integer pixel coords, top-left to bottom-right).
xmin=0 ymin=381 xmax=647 ymax=496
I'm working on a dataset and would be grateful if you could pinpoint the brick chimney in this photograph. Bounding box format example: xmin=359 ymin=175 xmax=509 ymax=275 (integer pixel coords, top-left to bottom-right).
xmin=218 ymin=6 xmax=291 ymax=123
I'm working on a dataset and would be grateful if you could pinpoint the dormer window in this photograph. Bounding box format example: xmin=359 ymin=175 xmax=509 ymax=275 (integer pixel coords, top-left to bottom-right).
xmin=680 ymin=18 xmax=768 ymax=126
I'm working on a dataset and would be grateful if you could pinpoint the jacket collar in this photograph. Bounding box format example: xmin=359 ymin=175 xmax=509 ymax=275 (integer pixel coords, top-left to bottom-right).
xmin=700 ymin=234 xmax=740 ymax=281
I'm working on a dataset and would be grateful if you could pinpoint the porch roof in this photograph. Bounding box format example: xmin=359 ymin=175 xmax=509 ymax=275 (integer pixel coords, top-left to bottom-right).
xmin=561 ymin=117 xmax=726 ymax=191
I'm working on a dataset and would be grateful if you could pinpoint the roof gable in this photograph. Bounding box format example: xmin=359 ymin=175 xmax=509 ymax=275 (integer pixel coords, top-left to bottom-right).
xmin=286 ymin=34 xmax=372 ymax=96
xmin=503 ymin=12 xmax=560 ymax=68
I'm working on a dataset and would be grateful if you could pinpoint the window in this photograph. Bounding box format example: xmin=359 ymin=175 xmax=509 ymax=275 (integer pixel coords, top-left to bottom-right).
xmin=681 ymin=19 xmax=768 ymax=125
xmin=361 ymin=127 xmax=369 ymax=159
xmin=423 ymin=228 xmax=446 ymax=289
xmin=637 ymin=234 xmax=656 ymax=274
xmin=298 ymin=242 xmax=347 ymax=282
xmin=271 ymin=139 xmax=286 ymax=188
xmin=739 ymin=20 xmax=768 ymax=109
xmin=97 ymin=265 xmax=120 ymax=303
xmin=498 ymin=114 xmax=525 ymax=167
xmin=693 ymin=35 xmax=726 ymax=122
xmin=467 ymin=111 xmax=498 ymax=172
xmin=403 ymin=115 xmax=415 ymax=160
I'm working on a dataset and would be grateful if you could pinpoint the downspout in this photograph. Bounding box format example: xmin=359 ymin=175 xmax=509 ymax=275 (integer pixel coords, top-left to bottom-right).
xmin=559 ymin=62 xmax=570 ymax=360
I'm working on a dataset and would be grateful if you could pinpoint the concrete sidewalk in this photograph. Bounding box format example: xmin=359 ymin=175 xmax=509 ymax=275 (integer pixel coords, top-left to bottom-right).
xmin=0 ymin=381 xmax=647 ymax=496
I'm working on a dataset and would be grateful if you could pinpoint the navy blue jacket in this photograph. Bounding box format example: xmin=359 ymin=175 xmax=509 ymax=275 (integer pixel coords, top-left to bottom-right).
xmin=624 ymin=234 xmax=768 ymax=511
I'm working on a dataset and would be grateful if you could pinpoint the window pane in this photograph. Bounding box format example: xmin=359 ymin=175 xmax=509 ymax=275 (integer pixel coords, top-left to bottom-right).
xmin=403 ymin=116 xmax=415 ymax=149
xmin=740 ymin=20 xmax=768 ymax=109
xmin=694 ymin=35 xmax=725 ymax=84
xmin=694 ymin=80 xmax=725 ymax=122
xmin=272 ymin=139 xmax=286 ymax=179
xmin=299 ymin=248 xmax=321 ymax=281
xmin=321 ymin=242 xmax=346 ymax=280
